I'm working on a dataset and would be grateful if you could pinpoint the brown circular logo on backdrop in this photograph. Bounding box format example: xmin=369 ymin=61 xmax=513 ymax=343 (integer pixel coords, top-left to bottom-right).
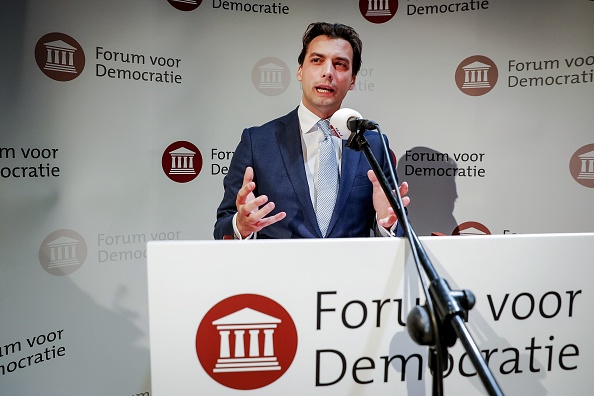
xmin=252 ymin=57 xmax=291 ymax=96
xmin=455 ymin=55 xmax=498 ymax=96
xmin=452 ymin=221 xmax=491 ymax=236
xmin=35 ymin=33 xmax=85 ymax=81
xmin=359 ymin=0 xmax=398 ymax=23
xmin=162 ymin=141 xmax=203 ymax=183
xmin=569 ymin=143 xmax=594 ymax=188
xmin=39 ymin=229 xmax=87 ymax=275
xmin=167 ymin=0 xmax=202 ymax=11
xmin=196 ymin=294 xmax=298 ymax=390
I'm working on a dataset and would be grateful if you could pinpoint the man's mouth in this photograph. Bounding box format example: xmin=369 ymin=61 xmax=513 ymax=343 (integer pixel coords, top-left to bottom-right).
xmin=316 ymin=86 xmax=334 ymax=93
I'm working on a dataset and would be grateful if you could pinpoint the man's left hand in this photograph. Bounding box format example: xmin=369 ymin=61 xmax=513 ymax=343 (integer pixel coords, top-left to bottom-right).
xmin=367 ymin=169 xmax=410 ymax=229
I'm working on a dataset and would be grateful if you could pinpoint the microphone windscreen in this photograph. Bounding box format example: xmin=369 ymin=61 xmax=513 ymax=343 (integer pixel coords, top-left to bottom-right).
xmin=330 ymin=108 xmax=362 ymax=140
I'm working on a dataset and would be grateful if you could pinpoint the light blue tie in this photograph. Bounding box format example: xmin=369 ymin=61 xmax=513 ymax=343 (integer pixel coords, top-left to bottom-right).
xmin=316 ymin=119 xmax=339 ymax=237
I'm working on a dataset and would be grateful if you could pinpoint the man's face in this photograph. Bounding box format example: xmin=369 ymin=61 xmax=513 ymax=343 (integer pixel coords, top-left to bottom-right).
xmin=297 ymin=35 xmax=356 ymax=119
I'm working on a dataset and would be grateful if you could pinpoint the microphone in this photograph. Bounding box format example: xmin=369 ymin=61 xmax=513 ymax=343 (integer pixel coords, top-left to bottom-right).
xmin=329 ymin=108 xmax=378 ymax=139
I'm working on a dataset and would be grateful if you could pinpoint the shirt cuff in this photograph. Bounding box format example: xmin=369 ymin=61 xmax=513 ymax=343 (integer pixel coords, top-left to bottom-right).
xmin=232 ymin=213 xmax=255 ymax=240
xmin=376 ymin=216 xmax=397 ymax=237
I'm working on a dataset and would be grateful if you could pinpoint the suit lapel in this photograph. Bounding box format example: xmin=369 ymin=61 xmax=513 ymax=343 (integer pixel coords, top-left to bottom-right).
xmin=276 ymin=110 xmax=321 ymax=236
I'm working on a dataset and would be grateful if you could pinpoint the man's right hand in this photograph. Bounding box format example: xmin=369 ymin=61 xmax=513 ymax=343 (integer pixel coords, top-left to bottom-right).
xmin=235 ymin=166 xmax=286 ymax=238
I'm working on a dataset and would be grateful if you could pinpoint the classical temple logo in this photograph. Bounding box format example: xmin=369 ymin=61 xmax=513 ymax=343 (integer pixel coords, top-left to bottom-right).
xmin=38 ymin=229 xmax=87 ymax=275
xmin=569 ymin=143 xmax=594 ymax=188
xmin=35 ymin=33 xmax=85 ymax=81
xmin=455 ymin=55 xmax=499 ymax=96
xmin=196 ymin=294 xmax=298 ymax=390
xmin=167 ymin=0 xmax=202 ymax=11
xmin=212 ymin=308 xmax=282 ymax=373
xmin=252 ymin=58 xmax=291 ymax=96
xmin=359 ymin=0 xmax=398 ymax=23
xmin=161 ymin=141 xmax=203 ymax=183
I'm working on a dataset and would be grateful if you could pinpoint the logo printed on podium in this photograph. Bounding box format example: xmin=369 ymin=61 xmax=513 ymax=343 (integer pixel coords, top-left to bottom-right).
xmin=161 ymin=141 xmax=203 ymax=183
xmin=359 ymin=0 xmax=398 ymax=24
xmin=167 ymin=0 xmax=202 ymax=11
xmin=569 ymin=143 xmax=594 ymax=188
xmin=455 ymin=55 xmax=498 ymax=96
xmin=39 ymin=229 xmax=87 ymax=275
xmin=196 ymin=294 xmax=298 ymax=390
xmin=35 ymin=33 xmax=85 ymax=81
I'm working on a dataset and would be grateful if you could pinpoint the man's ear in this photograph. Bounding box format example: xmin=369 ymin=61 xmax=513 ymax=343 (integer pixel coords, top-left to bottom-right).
xmin=349 ymin=75 xmax=356 ymax=90
xmin=297 ymin=65 xmax=303 ymax=82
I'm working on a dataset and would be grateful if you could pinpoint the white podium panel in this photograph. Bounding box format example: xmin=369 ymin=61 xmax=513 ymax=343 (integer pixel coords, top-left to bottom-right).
xmin=147 ymin=234 xmax=594 ymax=395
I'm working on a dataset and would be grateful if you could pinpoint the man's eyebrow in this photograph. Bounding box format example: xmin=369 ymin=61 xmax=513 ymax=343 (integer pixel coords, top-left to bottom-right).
xmin=308 ymin=51 xmax=325 ymax=59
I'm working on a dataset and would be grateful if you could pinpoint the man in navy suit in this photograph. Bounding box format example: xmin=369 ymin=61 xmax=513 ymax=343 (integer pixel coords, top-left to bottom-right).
xmin=214 ymin=22 xmax=409 ymax=240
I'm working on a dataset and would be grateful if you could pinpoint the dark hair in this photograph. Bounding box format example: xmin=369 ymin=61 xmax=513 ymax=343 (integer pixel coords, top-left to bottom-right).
xmin=298 ymin=22 xmax=363 ymax=76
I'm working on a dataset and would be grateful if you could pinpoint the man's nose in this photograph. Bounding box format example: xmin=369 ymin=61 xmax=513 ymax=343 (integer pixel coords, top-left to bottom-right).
xmin=321 ymin=62 xmax=334 ymax=79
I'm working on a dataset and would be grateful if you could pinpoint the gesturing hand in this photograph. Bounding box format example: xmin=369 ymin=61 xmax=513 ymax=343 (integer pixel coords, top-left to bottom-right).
xmin=367 ymin=169 xmax=410 ymax=229
xmin=235 ymin=167 xmax=286 ymax=238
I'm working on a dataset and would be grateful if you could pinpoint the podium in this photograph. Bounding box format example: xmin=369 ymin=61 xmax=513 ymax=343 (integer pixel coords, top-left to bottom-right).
xmin=147 ymin=233 xmax=594 ymax=395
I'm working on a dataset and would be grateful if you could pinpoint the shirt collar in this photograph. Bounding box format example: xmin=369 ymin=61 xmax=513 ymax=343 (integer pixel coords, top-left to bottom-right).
xmin=298 ymin=101 xmax=326 ymax=135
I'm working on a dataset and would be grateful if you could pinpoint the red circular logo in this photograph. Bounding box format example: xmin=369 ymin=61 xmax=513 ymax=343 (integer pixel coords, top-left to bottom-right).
xmin=196 ymin=294 xmax=298 ymax=390
xmin=452 ymin=221 xmax=491 ymax=236
xmin=569 ymin=143 xmax=594 ymax=188
xmin=455 ymin=55 xmax=498 ymax=96
xmin=359 ymin=0 xmax=398 ymax=24
xmin=167 ymin=0 xmax=203 ymax=11
xmin=35 ymin=32 xmax=85 ymax=81
xmin=161 ymin=141 xmax=203 ymax=183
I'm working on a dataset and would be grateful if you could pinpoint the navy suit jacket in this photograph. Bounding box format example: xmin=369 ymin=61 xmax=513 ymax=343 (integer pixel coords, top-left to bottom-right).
xmin=214 ymin=107 xmax=403 ymax=239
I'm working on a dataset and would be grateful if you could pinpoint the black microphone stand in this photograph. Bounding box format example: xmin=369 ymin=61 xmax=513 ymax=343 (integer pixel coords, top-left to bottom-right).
xmin=345 ymin=124 xmax=504 ymax=396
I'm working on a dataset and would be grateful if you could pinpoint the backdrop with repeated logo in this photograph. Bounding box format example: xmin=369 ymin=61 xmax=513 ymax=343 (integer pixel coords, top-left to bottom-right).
xmin=0 ymin=0 xmax=592 ymax=394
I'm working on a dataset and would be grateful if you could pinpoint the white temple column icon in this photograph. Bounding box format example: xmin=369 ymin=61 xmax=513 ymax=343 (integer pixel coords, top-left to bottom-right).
xmin=219 ymin=330 xmax=230 ymax=358
xmin=234 ymin=330 xmax=245 ymax=357
xmin=263 ymin=329 xmax=275 ymax=357
xmin=248 ymin=329 xmax=260 ymax=357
